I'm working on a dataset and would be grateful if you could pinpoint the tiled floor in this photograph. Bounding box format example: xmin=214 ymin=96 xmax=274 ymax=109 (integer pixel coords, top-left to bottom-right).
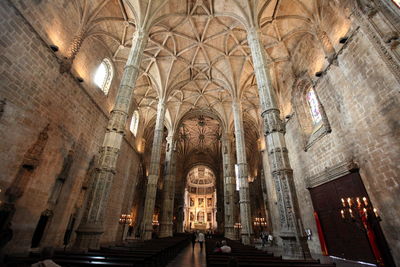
xmin=166 ymin=243 xmax=207 ymax=267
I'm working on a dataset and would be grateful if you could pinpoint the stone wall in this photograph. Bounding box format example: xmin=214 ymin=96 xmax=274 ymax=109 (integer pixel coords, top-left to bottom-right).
xmin=285 ymin=23 xmax=400 ymax=264
xmin=0 ymin=0 xmax=140 ymax=253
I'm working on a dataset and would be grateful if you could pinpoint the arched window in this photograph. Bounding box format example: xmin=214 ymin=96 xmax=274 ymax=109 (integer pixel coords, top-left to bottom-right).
xmin=292 ymin=74 xmax=331 ymax=151
xmin=306 ymin=88 xmax=323 ymax=125
xmin=130 ymin=111 xmax=139 ymax=136
xmin=94 ymin=58 xmax=113 ymax=95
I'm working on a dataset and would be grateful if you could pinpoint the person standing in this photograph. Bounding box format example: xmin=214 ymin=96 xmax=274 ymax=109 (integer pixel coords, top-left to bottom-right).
xmin=261 ymin=231 xmax=267 ymax=247
xmin=191 ymin=231 xmax=197 ymax=250
xmin=198 ymin=231 xmax=205 ymax=250
xmin=267 ymin=233 xmax=273 ymax=246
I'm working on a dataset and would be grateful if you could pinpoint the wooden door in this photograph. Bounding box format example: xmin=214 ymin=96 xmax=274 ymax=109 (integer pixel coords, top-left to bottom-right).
xmin=310 ymin=173 xmax=378 ymax=263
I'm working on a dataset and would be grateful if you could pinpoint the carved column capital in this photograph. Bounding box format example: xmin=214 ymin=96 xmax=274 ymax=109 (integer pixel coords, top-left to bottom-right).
xmin=262 ymin=109 xmax=285 ymax=134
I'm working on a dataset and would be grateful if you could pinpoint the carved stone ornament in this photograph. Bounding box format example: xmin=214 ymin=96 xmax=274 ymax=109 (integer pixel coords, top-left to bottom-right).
xmin=306 ymin=159 xmax=359 ymax=189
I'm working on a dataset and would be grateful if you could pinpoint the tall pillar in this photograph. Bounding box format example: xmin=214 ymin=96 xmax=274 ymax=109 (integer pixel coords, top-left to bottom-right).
xmin=74 ymin=29 xmax=148 ymax=249
xmin=247 ymin=27 xmax=311 ymax=259
xmin=142 ymin=101 xmax=166 ymax=240
xmin=221 ymin=133 xmax=236 ymax=240
xmin=260 ymin=149 xmax=280 ymax=242
xmin=159 ymin=135 xmax=177 ymax=238
xmin=232 ymin=99 xmax=254 ymax=245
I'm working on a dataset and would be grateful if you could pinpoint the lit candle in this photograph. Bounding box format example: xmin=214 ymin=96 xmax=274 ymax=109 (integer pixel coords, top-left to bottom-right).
xmin=363 ymin=197 xmax=368 ymax=206
xmin=347 ymin=198 xmax=352 ymax=207
xmin=373 ymin=208 xmax=379 ymax=218
xmin=356 ymin=197 xmax=361 ymax=207
xmin=363 ymin=208 xmax=368 ymax=218
xmin=341 ymin=198 xmax=346 ymax=207
xmin=349 ymin=208 xmax=354 ymax=218
xmin=341 ymin=209 xmax=345 ymax=219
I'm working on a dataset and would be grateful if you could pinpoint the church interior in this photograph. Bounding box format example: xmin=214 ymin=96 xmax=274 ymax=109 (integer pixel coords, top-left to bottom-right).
xmin=0 ymin=0 xmax=399 ymax=266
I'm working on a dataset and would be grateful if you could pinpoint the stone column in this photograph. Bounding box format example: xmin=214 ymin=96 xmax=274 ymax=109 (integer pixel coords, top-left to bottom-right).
xmin=232 ymin=99 xmax=254 ymax=245
xmin=141 ymin=101 xmax=166 ymax=240
xmin=260 ymin=149 xmax=281 ymax=242
xmin=247 ymin=27 xmax=311 ymax=259
xmin=221 ymin=133 xmax=237 ymax=240
xmin=74 ymin=29 xmax=148 ymax=249
xmin=159 ymin=135 xmax=177 ymax=238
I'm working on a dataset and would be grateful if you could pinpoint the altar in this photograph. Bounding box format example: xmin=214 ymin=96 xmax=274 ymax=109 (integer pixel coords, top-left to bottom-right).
xmin=193 ymin=222 xmax=207 ymax=230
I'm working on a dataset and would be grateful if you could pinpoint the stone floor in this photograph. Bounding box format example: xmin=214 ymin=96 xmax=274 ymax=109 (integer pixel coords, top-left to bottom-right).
xmin=254 ymin=242 xmax=377 ymax=267
xmin=166 ymin=242 xmax=207 ymax=267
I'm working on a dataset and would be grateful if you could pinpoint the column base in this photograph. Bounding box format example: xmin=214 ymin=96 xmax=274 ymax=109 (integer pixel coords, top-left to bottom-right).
xmin=142 ymin=228 xmax=153 ymax=240
xmin=224 ymin=227 xmax=236 ymax=240
xmin=281 ymin=232 xmax=312 ymax=260
xmin=241 ymin=233 xmax=254 ymax=245
xmin=159 ymin=223 xmax=173 ymax=238
xmin=74 ymin=224 xmax=104 ymax=250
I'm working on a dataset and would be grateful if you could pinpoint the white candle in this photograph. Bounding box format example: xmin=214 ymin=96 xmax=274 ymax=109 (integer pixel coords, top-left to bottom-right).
xmin=373 ymin=208 xmax=379 ymax=218
xmin=363 ymin=197 xmax=368 ymax=206
xmin=349 ymin=208 xmax=354 ymax=218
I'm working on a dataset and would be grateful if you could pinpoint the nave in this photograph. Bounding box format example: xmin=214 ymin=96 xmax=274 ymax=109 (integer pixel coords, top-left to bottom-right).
xmin=0 ymin=0 xmax=399 ymax=267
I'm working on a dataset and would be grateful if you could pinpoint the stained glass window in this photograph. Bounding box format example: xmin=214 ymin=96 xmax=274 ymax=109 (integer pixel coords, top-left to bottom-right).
xmin=392 ymin=0 xmax=400 ymax=8
xmin=306 ymin=88 xmax=322 ymax=125
xmin=130 ymin=111 xmax=139 ymax=136
xmin=94 ymin=58 xmax=113 ymax=95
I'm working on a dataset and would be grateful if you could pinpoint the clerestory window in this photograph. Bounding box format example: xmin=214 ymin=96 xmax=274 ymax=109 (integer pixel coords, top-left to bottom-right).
xmin=94 ymin=58 xmax=113 ymax=95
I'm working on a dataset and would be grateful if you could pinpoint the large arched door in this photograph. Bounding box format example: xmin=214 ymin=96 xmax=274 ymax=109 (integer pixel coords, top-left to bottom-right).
xmin=309 ymin=173 xmax=394 ymax=266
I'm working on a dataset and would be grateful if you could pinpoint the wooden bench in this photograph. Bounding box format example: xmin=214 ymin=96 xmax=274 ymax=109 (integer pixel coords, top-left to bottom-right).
xmin=5 ymin=234 xmax=190 ymax=267
xmin=205 ymin=238 xmax=336 ymax=267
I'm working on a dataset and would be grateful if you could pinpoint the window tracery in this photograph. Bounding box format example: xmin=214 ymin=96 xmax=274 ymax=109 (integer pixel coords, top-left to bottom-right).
xmin=94 ymin=58 xmax=113 ymax=95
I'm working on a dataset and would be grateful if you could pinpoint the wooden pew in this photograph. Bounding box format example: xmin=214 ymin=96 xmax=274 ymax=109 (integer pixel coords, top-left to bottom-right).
xmin=205 ymin=238 xmax=336 ymax=267
xmin=4 ymin=234 xmax=190 ymax=267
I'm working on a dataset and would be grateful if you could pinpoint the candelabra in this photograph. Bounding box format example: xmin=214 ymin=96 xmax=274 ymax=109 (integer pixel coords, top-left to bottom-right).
xmin=119 ymin=214 xmax=132 ymax=241
xmin=340 ymin=197 xmax=384 ymax=266
xmin=253 ymin=217 xmax=267 ymax=227
xmin=253 ymin=217 xmax=267 ymax=237
xmin=152 ymin=213 xmax=160 ymax=226
xmin=234 ymin=222 xmax=242 ymax=240
xmin=340 ymin=197 xmax=381 ymax=226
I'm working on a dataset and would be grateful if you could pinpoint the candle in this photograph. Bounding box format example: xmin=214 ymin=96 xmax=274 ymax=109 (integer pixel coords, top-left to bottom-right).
xmin=356 ymin=197 xmax=361 ymax=207
xmin=363 ymin=197 xmax=368 ymax=206
xmin=363 ymin=208 xmax=368 ymax=218
xmin=347 ymin=198 xmax=352 ymax=207
xmin=373 ymin=208 xmax=379 ymax=217
xmin=341 ymin=209 xmax=345 ymax=219
xmin=341 ymin=198 xmax=346 ymax=207
xmin=349 ymin=208 xmax=354 ymax=218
